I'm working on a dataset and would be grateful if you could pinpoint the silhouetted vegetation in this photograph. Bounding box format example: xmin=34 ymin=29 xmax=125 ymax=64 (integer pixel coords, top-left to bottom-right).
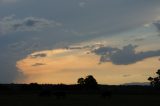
xmin=0 ymin=83 xmax=160 ymax=106
xmin=148 ymin=69 xmax=160 ymax=88
xmin=77 ymin=77 xmax=85 ymax=85
xmin=77 ymin=75 xmax=98 ymax=89
xmin=0 ymin=75 xmax=160 ymax=106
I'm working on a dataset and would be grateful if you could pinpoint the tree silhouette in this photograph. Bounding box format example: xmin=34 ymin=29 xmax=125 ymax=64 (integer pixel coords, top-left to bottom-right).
xmin=148 ymin=69 xmax=160 ymax=88
xmin=77 ymin=77 xmax=85 ymax=85
xmin=77 ymin=75 xmax=98 ymax=88
xmin=84 ymin=75 xmax=98 ymax=87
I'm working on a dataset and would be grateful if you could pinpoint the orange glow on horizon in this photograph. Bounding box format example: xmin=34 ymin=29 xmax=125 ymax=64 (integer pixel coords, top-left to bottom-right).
xmin=16 ymin=48 xmax=160 ymax=85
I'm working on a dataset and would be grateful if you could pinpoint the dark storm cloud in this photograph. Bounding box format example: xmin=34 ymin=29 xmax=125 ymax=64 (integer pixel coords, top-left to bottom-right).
xmin=93 ymin=44 xmax=160 ymax=65
xmin=0 ymin=16 xmax=61 ymax=34
xmin=0 ymin=0 xmax=159 ymax=38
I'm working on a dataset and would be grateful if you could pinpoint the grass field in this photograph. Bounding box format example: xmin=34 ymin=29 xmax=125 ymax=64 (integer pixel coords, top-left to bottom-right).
xmin=0 ymin=94 xmax=160 ymax=106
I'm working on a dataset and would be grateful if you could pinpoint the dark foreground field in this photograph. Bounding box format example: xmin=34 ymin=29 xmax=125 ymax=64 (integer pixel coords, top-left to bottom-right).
xmin=0 ymin=94 xmax=160 ymax=106
xmin=0 ymin=84 xmax=160 ymax=106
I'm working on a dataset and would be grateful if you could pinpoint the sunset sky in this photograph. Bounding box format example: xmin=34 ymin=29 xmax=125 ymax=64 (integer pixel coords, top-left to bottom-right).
xmin=1 ymin=0 xmax=160 ymax=85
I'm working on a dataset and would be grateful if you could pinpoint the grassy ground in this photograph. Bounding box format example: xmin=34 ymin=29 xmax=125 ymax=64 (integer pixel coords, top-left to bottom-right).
xmin=0 ymin=94 xmax=160 ymax=106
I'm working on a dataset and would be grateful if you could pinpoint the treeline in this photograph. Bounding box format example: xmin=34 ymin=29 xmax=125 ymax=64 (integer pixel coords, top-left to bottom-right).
xmin=0 ymin=73 xmax=160 ymax=96
xmin=0 ymin=83 xmax=159 ymax=95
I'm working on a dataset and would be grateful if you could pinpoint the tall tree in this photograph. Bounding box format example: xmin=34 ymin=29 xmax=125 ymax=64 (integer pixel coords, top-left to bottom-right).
xmin=148 ymin=69 xmax=160 ymax=88
xmin=77 ymin=75 xmax=98 ymax=88
xmin=84 ymin=75 xmax=98 ymax=87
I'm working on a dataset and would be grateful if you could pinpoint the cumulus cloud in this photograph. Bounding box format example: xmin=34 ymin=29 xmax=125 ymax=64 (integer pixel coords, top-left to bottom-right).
xmin=0 ymin=16 xmax=61 ymax=34
xmin=93 ymin=44 xmax=160 ymax=65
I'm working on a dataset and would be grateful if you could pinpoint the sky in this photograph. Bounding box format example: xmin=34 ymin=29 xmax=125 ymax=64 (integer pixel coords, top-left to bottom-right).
xmin=0 ymin=0 xmax=160 ymax=85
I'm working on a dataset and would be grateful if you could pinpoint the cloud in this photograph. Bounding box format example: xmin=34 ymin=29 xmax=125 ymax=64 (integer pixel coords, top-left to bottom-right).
xmin=93 ymin=44 xmax=160 ymax=65
xmin=32 ymin=63 xmax=45 ymax=67
xmin=0 ymin=0 xmax=160 ymax=84
xmin=134 ymin=37 xmax=145 ymax=42
xmin=153 ymin=20 xmax=160 ymax=31
xmin=0 ymin=16 xmax=61 ymax=34
xmin=92 ymin=46 xmax=120 ymax=55
xmin=66 ymin=42 xmax=105 ymax=50
xmin=16 ymin=46 xmax=160 ymax=84
xmin=30 ymin=53 xmax=47 ymax=58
